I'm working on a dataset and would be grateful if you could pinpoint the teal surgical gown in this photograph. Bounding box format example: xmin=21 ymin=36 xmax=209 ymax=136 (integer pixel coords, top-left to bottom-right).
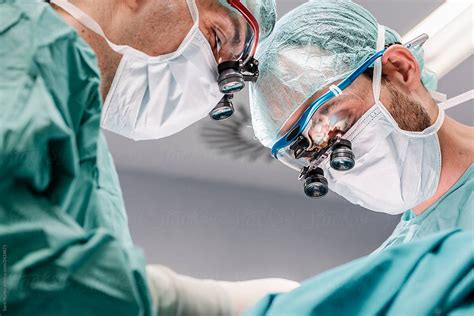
xmin=0 ymin=1 xmax=153 ymax=315
xmin=245 ymin=165 xmax=474 ymax=316
xmin=377 ymin=164 xmax=473 ymax=252
xmin=245 ymin=230 xmax=474 ymax=316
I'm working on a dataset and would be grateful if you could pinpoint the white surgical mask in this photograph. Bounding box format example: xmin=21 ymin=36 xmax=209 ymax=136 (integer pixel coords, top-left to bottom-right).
xmin=52 ymin=0 xmax=223 ymax=140
xmin=323 ymin=25 xmax=447 ymax=215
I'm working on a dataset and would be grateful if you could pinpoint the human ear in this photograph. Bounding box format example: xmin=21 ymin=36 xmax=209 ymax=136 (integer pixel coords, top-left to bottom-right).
xmin=381 ymin=45 xmax=422 ymax=93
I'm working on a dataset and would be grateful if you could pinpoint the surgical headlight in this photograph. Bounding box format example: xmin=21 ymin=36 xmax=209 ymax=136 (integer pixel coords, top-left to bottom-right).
xmin=210 ymin=0 xmax=260 ymax=121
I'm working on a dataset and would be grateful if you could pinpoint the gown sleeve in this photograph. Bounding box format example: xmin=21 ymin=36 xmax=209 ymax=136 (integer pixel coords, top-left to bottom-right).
xmin=244 ymin=230 xmax=474 ymax=316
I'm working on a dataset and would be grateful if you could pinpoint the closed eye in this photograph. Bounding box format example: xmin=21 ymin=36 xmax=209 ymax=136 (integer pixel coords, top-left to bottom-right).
xmin=216 ymin=33 xmax=222 ymax=52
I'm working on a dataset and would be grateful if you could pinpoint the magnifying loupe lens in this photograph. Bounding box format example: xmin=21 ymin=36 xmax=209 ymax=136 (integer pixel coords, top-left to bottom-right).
xmin=220 ymin=77 xmax=245 ymax=94
xmin=303 ymin=168 xmax=328 ymax=198
xmin=330 ymin=140 xmax=355 ymax=171
xmin=218 ymin=62 xmax=245 ymax=94
xmin=210 ymin=106 xmax=234 ymax=120
xmin=210 ymin=95 xmax=235 ymax=121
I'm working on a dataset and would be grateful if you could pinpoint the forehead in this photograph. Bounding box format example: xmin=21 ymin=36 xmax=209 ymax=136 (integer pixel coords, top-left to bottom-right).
xmin=255 ymin=44 xmax=358 ymax=131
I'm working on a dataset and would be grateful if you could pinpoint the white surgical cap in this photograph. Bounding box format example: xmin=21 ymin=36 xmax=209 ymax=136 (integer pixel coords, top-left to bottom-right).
xmin=249 ymin=0 xmax=437 ymax=148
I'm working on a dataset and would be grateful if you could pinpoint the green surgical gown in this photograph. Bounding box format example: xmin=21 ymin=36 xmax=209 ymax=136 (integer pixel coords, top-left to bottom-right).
xmin=245 ymin=230 xmax=474 ymax=316
xmin=0 ymin=1 xmax=153 ymax=315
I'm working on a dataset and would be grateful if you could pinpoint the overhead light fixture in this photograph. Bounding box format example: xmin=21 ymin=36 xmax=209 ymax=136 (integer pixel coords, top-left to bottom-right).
xmin=403 ymin=0 xmax=473 ymax=78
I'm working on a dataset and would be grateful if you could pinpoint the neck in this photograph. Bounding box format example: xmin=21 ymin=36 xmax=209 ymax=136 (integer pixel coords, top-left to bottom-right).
xmin=412 ymin=115 xmax=474 ymax=215
xmin=52 ymin=1 xmax=123 ymax=100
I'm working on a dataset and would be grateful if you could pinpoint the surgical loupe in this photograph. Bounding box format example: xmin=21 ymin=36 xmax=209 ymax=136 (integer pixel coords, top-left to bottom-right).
xmin=295 ymin=136 xmax=355 ymax=198
xmin=210 ymin=0 xmax=261 ymax=121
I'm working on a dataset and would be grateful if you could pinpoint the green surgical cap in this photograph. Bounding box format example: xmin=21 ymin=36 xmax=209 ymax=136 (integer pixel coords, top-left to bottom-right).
xmin=249 ymin=0 xmax=438 ymax=148
xmin=219 ymin=0 xmax=277 ymax=41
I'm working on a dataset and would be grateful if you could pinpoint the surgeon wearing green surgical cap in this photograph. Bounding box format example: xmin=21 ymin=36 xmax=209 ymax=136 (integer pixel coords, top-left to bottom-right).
xmin=249 ymin=0 xmax=473 ymax=251
xmin=0 ymin=1 xmax=303 ymax=315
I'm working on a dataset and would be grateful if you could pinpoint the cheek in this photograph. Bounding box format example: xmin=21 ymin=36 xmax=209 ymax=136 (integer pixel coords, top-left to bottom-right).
xmin=336 ymin=95 xmax=373 ymax=132
xmin=382 ymin=86 xmax=433 ymax=131
xmin=144 ymin=8 xmax=194 ymax=56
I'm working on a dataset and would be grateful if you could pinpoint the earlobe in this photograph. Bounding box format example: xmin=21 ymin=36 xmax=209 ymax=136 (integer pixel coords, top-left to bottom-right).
xmin=381 ymin=45 xmax=421 ymax=92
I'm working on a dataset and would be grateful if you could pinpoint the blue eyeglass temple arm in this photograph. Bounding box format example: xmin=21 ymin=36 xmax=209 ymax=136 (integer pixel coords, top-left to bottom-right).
xmin=271 ymin=33 xmax=429 ymax=158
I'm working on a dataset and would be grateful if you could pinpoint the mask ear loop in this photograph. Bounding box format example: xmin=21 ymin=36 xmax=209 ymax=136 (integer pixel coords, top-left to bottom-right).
xmin=429 ymin=90 xmax=447 ymax=104
xmin=442 ymin=90 xmax=474 ymax=110
xmin=372 ymin=24 xmax=386 ymax=103
xmin=51 ymin=0 xmax=201 ymax=61
xmin=51 ymin=0 xmax=133 ymax=55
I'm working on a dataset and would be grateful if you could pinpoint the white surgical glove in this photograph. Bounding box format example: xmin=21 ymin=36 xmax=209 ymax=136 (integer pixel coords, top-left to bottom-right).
xmin=146 ymin=265 xmax=299 ymax=316
xmin=218 ymin=278 xmax=300 ymax=314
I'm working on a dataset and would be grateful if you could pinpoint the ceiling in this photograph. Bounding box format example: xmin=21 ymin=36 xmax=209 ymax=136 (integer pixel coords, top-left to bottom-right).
xmin=106 ymin=0 xmax=473 ymax=199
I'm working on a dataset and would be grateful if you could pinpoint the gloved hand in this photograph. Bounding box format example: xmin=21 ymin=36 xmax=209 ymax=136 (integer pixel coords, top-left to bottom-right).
xmin=217 ymin=278 xmax=300 ymax=314
xmin=146 ymin=265 xmax=300 ymax=316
